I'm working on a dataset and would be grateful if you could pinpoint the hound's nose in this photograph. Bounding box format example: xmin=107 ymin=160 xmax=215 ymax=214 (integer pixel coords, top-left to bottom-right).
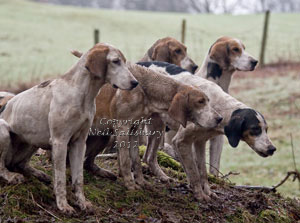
xmin=216 ymin=117 xmax=223 ymax=124
xmin=191 ymin=65 xmax=198 ymax=74
xmin=251 ymin=60 xmax=258 ymax=68
xmin=130 ymin=80 xmax=139 ymax=89
xmin=267 ymin=145 xmax=276 ymax=155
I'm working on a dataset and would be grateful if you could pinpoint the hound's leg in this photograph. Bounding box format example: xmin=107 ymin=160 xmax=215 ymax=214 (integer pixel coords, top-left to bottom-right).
xmin=172 ymin=125 xmax=210 ymax=202
xmin=163 ymin=129 xmax=179 ymax=160
xmin=130 ymin=134 xmax=147 ymax=187
xmin=0 ymin=120 xmax=25 ymax=184
xmin=142 ymin=115 xmax=171 ymax=182
xmin=84 ymin=136 xmax=117 ymax=180
xmin=209 ymin=135 xmax=224 ymax=176
xmin=194 ymin=139 xmax=217 ymax=198
xmin=17 ymin=146 xmax=51 ymax=184
xmin=117 ymin=129 xmax=140 ymax=190
xmin=69 ymin=136 xmax=93 ymax=212
xmin=52 ymin=139 xmax=75 ymax=214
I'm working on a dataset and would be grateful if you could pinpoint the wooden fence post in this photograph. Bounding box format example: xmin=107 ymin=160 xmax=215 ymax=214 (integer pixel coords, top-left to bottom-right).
xmin=259 ymin=10 xmax=270 ymax=66
xmin=181 ymin=19 xmax=186 ymax=44
xmin=94 ymin=29 xmax=100 ymax=45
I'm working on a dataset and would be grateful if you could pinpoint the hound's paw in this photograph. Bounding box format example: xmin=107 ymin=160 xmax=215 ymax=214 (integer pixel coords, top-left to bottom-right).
xmin=194 ymin=192 xmax=211 ymax=202
xmin=159 ymin=175 xmax=174 ymax=183
xmin=8 ymin=173 xmax=25 ymax=184
xmin=38 ymin=173 xmax=52 ymax=184
xmin=58 ymin=203 xmax=75 ymax=215
xmin=78 ymin=200 xmax=94 ymax=212
xmin=125 ymin=181 xmax=141 ymax=190
xmin=95 ymin=168 xmax=117 ymax=181
xmin=136 ymin=177 xmax=151 ymax=189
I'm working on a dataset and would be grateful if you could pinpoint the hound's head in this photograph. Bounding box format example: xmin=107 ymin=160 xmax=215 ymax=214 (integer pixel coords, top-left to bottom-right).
xmin=145 ymin=37 xmax=198 ymax=73
xmin=168 ymin=87 xmax=223 ymax=128
xmin=72 ymin=43 xmax=138 ymax=90
xmin=207 ymin=36 xmax=258 ymax=78
xmin=224 ymin=108 xmax=276 ymax=157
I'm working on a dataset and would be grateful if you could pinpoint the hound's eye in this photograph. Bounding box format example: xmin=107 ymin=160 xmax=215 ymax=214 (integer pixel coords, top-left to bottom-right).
xmin=233 ymin=48 xmax=240 ymax=53
xmin=112 ymin=59 xmax=120 ymax=65
xmin=266 ymin=127 xmax=268 ymax=133
xmin=198 ymin=99 xmax=205 ymax=104
xmin=175 ymin=49 xmax=182 ymax=54
xmin=250 ymin=126 xmax=262 ymax=135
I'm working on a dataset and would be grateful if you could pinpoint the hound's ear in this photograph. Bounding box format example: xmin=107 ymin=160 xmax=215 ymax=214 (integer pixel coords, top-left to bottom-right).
xmin=71 ymin=50 xmax=83 ymax=58
xmin=168 ymin=92 xmax=188 ymax=128
xmin=207 ymin=62 xmax=222 ymax=79
xmin=209 ymin=41 xmax=230 ymax=69
xmin=151 ymin=42 xmax=170 ymax=62
xmin=85 ymin=47 xmax=109 ymax=76
xmin=224 ymin=116 xmax=244 ymax=148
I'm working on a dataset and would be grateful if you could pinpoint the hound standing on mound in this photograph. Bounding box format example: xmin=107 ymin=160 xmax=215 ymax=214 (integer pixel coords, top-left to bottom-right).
xmin=0 ymin=43 xmax=138 ymax=214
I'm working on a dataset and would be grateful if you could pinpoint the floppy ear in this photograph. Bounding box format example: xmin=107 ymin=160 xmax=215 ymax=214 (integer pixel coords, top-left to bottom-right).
xmin=71 ymin=50 xmax=83 ymax=58
xmin=85 ymin=48 xmax=109 ymax=76
xmin=168 ymin=92 xmax=188 ymax=128
xmin=209 ymin=41 xmax=230 ymax=69
xmin=224 ymin=116 xmax=244 ymax=148
xmin=152 ymin=42 xmax=170 ymax=62
xmin=207 ymin=62 xmax=223 ymax=79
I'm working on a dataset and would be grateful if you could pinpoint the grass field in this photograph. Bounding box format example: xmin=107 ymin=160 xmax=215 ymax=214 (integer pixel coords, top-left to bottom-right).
xmin=0 ymin=0 xmax=300 ymax=84
xmin=0 ymin=0 xmax=299 ymax=199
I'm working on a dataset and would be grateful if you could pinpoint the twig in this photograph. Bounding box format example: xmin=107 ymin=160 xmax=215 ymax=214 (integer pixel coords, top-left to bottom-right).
xmin=96 ymin=153 xmax=117 ymax=159
xmin=30 ymin=192 xmax=62 ymax=221
xmin=221 ymin=171 xmax=240 ymax=179
xmin=233 ymin=185 xmax=275 ymax=192
xmin=205 ymin=162 xmax=226 ymax=178
xmin=271 ymin=171 xmax=300 ymax=191
xmin=290 ymin=133 xmax=300 ymax=190
xmin=232 ymin=171 xmax=300 ymax=193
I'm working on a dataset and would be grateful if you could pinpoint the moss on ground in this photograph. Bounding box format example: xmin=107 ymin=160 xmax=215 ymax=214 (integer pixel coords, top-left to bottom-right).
xmin=0 ymin=151 xmax=299 ymax=222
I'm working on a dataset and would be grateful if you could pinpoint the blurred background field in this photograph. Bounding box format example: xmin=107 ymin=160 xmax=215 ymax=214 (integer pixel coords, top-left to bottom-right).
xmin=0 ymin=0 xmax=300 ymax=84
xmin=0 ymin=0 xmax=299 ymax=198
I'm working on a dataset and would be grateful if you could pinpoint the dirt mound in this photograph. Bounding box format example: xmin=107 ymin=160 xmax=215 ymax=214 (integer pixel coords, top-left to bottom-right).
xmin=0 ymin=152 xmax=299 ymax=223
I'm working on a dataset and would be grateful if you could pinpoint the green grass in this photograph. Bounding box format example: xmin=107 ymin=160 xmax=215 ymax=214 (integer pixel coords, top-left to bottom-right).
xmin=0 ymin=0 xmax=300 ymax=84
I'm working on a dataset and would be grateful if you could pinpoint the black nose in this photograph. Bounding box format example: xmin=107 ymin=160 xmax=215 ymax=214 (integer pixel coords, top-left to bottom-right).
xmin=130 ymin=80 xmax=139 ymax=89
xmin=191 ymin=65 xmax=198 ymax=74
xmin=251 ymin=60 xmax=258 ymax=68
xmin=216 ymin=117 xmax=223 ymax=124
xmin=267 ymin=145 xmax=276 ymax=155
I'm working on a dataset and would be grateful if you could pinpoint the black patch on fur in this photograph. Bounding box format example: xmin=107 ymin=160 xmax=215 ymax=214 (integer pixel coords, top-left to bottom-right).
xmin=207 ymin=62 xmax=222 ymax=79
xmin=0 ymin=103 xmax=7 ymax=114
xmin=38 ymin=80 xmax=52 ymax=88
xmin=224 ymin=108 xmax=262 ymax=147
xmin=137 ymin=61 xmax=190 ymax=75
xmin=165 ymin=125 xmax=170 ymax=132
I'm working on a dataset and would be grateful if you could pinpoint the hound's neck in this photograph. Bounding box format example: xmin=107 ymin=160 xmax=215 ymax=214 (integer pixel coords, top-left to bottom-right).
xmin=129 ymin=65 xmax=180 ymax=112
xmin=138 ymin=52 xmax=151 ymax=62
xmin=62 ymin=58 xmax=104 ymax=103
xmin=196 ymin=54 xmax=235 ymax=93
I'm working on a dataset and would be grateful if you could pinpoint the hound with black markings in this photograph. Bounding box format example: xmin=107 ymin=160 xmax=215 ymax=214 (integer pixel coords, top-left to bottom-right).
xmin=142 ymin=68 xmax=275 ymax=200
xmin=139 ymin=37 xmax=198 ymax=73
xmin=197 ymin=36 xmax=258 ymax=175
xmin=0 ymin=43 xmax=138 ymax=214
xmin=161 ymin=36 xmax=258 ymax=175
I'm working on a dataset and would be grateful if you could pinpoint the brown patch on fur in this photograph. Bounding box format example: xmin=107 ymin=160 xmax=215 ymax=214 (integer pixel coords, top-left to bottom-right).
xmin=38 ymin=80 xmax=52 ymax=88
xmin=148 ymin=37 xmax=187 ymax=66
xmin=0 ymin=96 xmax=14 ymax=109
xmin=187 ymin=88 xmax=208 ymax=110
xmin=168 ymin=92 xmax=188 ymax=128
xmin=242 ymin=130 xmax=255 ymax=147
xmin=86 ymin=44 xmax=109 ymax=77
xmin=209 ymin=36 xmax=243 ymax=69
